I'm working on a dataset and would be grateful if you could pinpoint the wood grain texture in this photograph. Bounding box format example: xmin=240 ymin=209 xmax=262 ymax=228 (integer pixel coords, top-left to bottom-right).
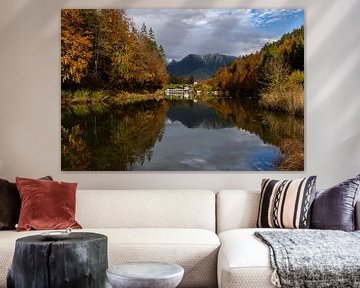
xmin=7 ymin=232 xmax=108 ymax=288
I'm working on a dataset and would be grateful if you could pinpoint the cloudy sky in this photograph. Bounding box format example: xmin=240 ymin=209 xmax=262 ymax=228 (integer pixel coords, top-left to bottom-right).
xmin=126 ymin=9 xmax=304 ymax=61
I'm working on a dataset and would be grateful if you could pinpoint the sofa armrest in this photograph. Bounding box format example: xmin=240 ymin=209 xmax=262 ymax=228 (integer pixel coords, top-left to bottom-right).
xmin=356 ymin=200 xmax=360 ymax=230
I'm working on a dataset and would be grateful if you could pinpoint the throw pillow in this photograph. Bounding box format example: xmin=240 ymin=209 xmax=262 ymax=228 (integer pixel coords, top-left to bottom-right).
xmin=0 ymin=179 xmax=20 ymax=230
xmin=257 ymin=176 xmax=317 ymax=229
xmin=16 ymin=177 xmax=82 ymax=231
xmin=311 ymin=174 xmax=360 ymax=231
xmin=0 ymin=176 xmax=52 ymax=230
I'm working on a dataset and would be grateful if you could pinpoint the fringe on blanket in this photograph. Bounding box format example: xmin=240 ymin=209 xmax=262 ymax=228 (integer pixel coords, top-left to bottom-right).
xmin=271 ymin=269 xmax=281 ymax=288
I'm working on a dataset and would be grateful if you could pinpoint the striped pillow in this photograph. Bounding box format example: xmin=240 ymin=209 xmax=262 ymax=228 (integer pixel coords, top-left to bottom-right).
xmin=257 ymin=176 xmax=317 ymax=229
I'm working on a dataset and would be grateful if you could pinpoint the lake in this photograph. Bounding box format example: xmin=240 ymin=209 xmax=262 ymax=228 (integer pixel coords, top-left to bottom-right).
xmin=61 ymin=96 xmax=303 ymax=171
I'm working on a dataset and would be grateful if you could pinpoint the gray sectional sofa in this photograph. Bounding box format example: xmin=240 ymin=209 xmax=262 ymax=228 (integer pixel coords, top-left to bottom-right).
xmin=0 ymin=189 xmax=359 ymax=288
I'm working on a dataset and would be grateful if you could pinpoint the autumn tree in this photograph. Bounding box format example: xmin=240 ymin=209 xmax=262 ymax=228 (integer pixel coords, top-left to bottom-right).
xmin=206 ymin=26 xmax=304 ymax=97
xmin=258 ymin=48 xmax=289 ymax=92
xmin=61 ymin=9 xmax=93 ymax=84
xmin=61 ymin=9 xmax=168 ymax=91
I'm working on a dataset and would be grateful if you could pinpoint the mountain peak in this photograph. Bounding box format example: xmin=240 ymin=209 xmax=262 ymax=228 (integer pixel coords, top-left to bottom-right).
xmin=167 ymin=53 xmax=236 ymax=80
xmin=166 ymin=58 xmax=176 ymax=64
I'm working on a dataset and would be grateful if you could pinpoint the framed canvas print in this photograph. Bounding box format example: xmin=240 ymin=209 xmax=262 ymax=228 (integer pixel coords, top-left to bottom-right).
xmin=61 ymin=9 xmax=304 ymax=171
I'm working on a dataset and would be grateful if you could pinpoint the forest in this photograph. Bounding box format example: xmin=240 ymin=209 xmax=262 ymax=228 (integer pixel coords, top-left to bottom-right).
xmin=61 ymin=9 xmax=168 ymax=91
xmin=204 ymin=26 xmax=304 ymax=115
xmin=62 ymin=9 xmax=304 ymax=116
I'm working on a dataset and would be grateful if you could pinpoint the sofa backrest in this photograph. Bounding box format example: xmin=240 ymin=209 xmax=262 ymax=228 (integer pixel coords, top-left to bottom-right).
xmin=217 ymin=190 xmax=360 ymax=233
xmin=216 ymin=190 xmax=260 ymax=233
xmin=76 ymin=190 xmax=216 ymax=231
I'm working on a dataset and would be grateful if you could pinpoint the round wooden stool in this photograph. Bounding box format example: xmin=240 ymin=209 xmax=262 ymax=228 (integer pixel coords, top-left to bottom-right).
xmin=7 ymin=232 xmax=108 ymax=288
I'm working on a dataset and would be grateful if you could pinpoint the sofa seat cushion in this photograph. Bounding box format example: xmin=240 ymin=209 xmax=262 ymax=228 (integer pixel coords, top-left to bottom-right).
xmin=0 ymin=228 xmax=219 ymax=288
xmin=218 ymin=228 xmax=282 ymax=288
xmin=102 ymin=228 xmax=220 ymax=288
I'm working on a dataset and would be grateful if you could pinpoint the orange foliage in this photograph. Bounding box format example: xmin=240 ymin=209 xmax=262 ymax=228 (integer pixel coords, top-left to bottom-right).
xmin=61 ymin=9 xmax=168 ymax=91
xmin=61 ymin=10 xmax=93 ymax=84
xmin=207 ymin=26 xmax=304 ymax=97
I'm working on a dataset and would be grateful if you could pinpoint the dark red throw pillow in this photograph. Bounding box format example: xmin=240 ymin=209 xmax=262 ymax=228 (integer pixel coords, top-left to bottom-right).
xmin=16 ymin=177 xmax=82 ymax=231
xmin=0 ymin=176 xmax=53 ymax=230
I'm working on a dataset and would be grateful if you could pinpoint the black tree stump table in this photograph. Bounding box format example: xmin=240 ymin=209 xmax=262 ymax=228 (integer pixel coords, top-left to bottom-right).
xmin=7 ymin=232 xmax=108 ymax=288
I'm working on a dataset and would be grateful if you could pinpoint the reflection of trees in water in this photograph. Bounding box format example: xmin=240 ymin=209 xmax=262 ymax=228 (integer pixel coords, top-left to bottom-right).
xmin=61 ymin=96 xmax=304 ymax=171
xmin=202 ymin=97 xmax=304 ymax=170
xmin=61 ymin=99 xmax=168 ymax=170
xmin=202 ymin=98 xmax=304 ymax=147
xmin=61 ymin=125 xmax=91 ymax=170
xmin=260 ymin=113 xmax=304 ymax=146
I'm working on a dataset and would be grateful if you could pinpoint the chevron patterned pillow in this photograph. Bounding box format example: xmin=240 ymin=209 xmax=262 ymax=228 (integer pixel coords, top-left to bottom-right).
xmin=257 ymin=176 xmax=317 ymax=229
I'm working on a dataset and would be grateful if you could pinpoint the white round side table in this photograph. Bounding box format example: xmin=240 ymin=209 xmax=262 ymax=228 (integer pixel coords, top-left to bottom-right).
xmin=106 ymin=262 xmax=184 ymax=288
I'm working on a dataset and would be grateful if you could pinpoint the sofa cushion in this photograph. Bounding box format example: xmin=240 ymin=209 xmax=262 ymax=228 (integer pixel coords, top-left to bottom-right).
xmin=16 ymin=177 xmax=81 ymax=231
xmin=0 ymin=179 xmax=20 ymax=230
xmin=257 ymin=177 xmax=317 ymax=228
xmin=0 ymin=176 xmax=52 ymax=230
xmin=0 ymin=228 xmax=220 ymax=288
xmin=217 ymin=228 xmax=278 ymax=288
xmin=216 ymin=190 xmax=260 ymax=233
xmin=311 ymin=174 xmax=360 ymax=231
xmin=76 ymin=190 xmax=216 ymax=231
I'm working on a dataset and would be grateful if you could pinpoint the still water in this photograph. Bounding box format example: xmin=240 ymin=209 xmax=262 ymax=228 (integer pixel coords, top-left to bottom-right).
xmin=61 ymin=97 xmax=303 ymax=171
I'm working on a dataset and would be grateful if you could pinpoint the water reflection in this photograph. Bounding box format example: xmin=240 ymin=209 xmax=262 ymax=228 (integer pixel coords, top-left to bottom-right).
xmin=62 ymin=99 xmax=168 ymax=170
xmin=130 ymin=121 xmax=282 ymax=171
xmin=165 ymin=87 xmax=193 ymax=99
xmin=61 ymin=97 xmax=303 ymax=171
xmin=167 ymin=100 xmax=233 ymax=129
xmin=203 ymin=98 xmax=304 ymax=146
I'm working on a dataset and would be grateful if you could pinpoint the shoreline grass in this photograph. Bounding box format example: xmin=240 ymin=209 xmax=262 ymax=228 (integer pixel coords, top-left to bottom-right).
xmin=259 ymin=70 xmax=304 ymax=115
xmin=61 ymin=90 xmax=111 ymax=105
xmin=259 ymin=86 xmax=304 ymax=115
xmin=277 ymin=138 xmax=304 ymax=170
xmin=61 ymin=89 xmax=166 ymax=106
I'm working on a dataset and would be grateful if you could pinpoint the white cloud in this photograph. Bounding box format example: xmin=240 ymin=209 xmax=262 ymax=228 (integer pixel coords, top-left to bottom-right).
xmin=125 ymin=9 xmax=303 ymax=60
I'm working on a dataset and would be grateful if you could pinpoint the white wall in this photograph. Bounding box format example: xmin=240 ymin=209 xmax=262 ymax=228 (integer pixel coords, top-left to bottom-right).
xmin=0 ymin=0 xmax=359 ymax=190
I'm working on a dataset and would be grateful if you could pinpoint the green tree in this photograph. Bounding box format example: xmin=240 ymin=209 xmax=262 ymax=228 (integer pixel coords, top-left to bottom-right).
xmin=140 ymin=23 xmax=147 ymax=35
xmin=290 ymin=40 xmax=304 ymax=70
xmin=158 ymin=45 xmax=166 ymax=62
xmin=259 ymin=50 xmax=289 ymax=92
xmin=148 ymin=27 xmax=155 ymax=41
xmin=188 ymin=75 xmax=195 ymax=84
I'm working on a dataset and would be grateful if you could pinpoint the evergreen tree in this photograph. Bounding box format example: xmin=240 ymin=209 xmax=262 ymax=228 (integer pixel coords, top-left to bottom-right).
xmin=148 ymin=27 xmax=155 ymax=41
xmin=158 ymin=45 xmax=166 ymax=62
xmin=140 ymin=23 xmax=147 ymax=36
